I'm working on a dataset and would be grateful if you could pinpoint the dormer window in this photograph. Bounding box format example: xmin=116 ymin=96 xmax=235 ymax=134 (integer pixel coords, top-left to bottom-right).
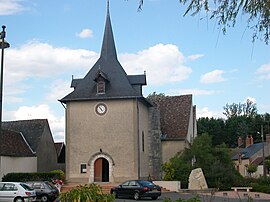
xmin=97 ymin=77 xmax=106 ymax=94
xmin=94 ymin=69 xmax=109 ymax=95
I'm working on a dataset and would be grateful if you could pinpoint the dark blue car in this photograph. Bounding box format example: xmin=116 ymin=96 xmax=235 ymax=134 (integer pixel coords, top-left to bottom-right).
xmin=110 ymin=180 xmax=161 ymax=200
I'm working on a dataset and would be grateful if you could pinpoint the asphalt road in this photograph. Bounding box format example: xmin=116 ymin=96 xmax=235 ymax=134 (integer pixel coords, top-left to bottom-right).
xmin=115 ymin=192 xmax=270 ymax=202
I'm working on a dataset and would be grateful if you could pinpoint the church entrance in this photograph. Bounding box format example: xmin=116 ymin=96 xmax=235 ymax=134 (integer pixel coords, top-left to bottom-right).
xmin=94 ymin=157 xmax=109 ymax=182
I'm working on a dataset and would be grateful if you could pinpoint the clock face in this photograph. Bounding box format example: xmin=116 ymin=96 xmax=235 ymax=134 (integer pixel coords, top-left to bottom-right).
xmin=95 ymin=103 xmax=107 ymax=115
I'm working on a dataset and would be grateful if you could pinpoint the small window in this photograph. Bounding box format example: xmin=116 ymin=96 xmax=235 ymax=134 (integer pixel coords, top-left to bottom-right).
xmin=97 ymin=79 xmax=105 ymax=94
xmin=80 ymin=164 xmax=87 ymax=173
xmin=142 ymin=131 xmax=145 ymax=152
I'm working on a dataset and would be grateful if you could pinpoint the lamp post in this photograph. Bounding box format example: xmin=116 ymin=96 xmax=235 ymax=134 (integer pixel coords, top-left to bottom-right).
xmin=0 ymin=25 xmax=10 ymax=133
xmin=261 ymin=125 xmax=266 ymax=177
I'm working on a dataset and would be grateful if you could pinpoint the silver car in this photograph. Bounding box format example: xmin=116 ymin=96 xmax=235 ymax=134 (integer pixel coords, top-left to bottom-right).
xmin=0 ymin=182 xmax=36 ymax=202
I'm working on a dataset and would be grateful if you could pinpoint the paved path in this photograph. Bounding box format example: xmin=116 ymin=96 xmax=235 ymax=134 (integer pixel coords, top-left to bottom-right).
xmin=115 ymin=191 xmax=270 ymax=202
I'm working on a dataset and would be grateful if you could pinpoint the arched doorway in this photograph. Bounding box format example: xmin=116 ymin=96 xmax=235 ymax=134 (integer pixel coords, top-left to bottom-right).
xmin=94 ymin=157 xmax=109 ymax=182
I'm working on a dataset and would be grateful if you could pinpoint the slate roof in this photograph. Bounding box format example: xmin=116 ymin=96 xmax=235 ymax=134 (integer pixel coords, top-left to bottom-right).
xmin=149 ymin=95 xmax=193 ymax=140
xmin=54 ymin=142 xmax=64 ymax=158
xmin=60 ymin=4 xmax=147 ymax=103
xmin=232 ymin=142 xmax=264 ymax=160
xmin=0 ymin=129 xmax=35 ymax=157
xmin=2 ymin=119 xmax=48 ymax=152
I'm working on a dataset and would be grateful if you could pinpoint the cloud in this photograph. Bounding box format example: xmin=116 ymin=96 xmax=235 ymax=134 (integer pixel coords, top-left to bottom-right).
xmin=76 ymin=28 xmax=94 ymax=38
xmin=245 ymin=96 xmax=256 ymax=104
xmin=5 ymin=41 xmax=99 ymax=102
xmin=200 ymin=69 xmax=225 ymax=84
xmin=11 ymin=104 xmax=65 ymax=142
xmin=45 ymin=80 xmax=73 ymax=102
xmin=120 ymin=43 xmax=192 ymax=86
xmin=168 ymin=88 xmax=221 ymax=96
xmin=0 ymin=0 xmax=25 ymax=15
xmin=256 ymin=63 xmax=270 ymax=80
xmin=197 ymin=107 xmax=224 ymax=119
xmin=187 ymin=54 xmax=204 ymax=61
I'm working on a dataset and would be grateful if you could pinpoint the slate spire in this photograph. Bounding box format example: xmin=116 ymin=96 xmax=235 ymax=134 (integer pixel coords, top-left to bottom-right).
xmin=100 ymin=0 xmax=117 ymax=60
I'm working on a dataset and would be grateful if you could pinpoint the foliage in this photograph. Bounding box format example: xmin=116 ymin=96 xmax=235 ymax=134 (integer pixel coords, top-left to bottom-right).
xmin=162 ymin=134 xmax=242 ymax=190
xmin=49 ymin=170 xmax=65 ymax=181
xmin=246 ymin=164 xmax=258 ymax=176
xmin=2 ymin=171 xmax=64 ymax=182
xmin=147 ymin=91 xmax=166 ymax=99
xmin=223 ymin=99 xmax=257 ymax=119
xmin=60 ymin=184 xmax=115 ymax=202
xmin=138 ymin=0 xmax=270 ymax=44
xmin=197 ymin=113 xmax=270 ymax=147
xmin=162 ymin=161 xmax=175 ymax=181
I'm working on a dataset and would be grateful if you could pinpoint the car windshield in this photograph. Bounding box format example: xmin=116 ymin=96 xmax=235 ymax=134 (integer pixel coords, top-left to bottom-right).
xmin=20 ymin=183 xmax=34 ymax=191
xmin=138 ymin=180 xmax=154 ymax=186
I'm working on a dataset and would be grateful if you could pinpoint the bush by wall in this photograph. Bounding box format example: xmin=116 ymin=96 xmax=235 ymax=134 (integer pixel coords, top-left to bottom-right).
xmin=2 ymin=170 xmax=64 ymax=182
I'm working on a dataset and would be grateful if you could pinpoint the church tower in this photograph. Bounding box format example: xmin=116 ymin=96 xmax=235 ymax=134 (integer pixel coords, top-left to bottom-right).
xmin=60 ymin=2 xmax=156 ymax=183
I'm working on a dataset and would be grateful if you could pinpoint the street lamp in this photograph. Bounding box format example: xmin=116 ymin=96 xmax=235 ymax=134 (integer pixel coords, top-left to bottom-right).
xmin=258 ymin=125 xmax=266 ymax=177
xmin=0 ymin=25 xmax=10 ymax=132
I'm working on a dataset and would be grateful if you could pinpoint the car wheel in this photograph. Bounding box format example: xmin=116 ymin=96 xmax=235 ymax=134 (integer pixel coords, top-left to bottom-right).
xmin=14 ymin=197 xmax=24 ymax=202
xmin=134 ymin=192 xmax=140 ymax=200
xmin=40 ymin=195 xmax=49 ymax=202
xmin=152 ymin=196 xmax=158 ymax=200
xmin=111 ymin=190 xmax=118 ymax=198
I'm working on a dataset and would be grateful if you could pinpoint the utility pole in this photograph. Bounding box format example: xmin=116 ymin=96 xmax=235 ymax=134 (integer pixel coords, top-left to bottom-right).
xmin=261 ymin=125 xmax=266 ymax=177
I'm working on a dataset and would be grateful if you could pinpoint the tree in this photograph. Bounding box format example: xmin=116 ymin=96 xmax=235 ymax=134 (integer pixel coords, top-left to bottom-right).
xmin=138 ymin=0 xmax=270 ymax=44
xmin=163 ymin=134 xmax=242 ymax=189
xmin=246 ymin=164 xmax=258 ymax=177
xmin=223 ymin=99 xmax=257 ymax=119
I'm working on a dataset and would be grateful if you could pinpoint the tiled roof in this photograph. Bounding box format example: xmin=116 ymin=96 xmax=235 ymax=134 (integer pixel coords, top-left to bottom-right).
xmin=149 ymin=95 xmax=192 ymax=140
xmin=0 ymin=129 xmax=35 ymax=157
xmin=251 ymin=156 xmax=263 ymax=165
xmin=232 ymin=143 xmax=264 ymax=160
xmin=2 ymin=119 xmax=48 ymax=152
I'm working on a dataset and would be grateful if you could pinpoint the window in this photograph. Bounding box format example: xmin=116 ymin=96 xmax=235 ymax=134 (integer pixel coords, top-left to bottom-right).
xmin=97 ymin=79 xmax=105 ymax=94
xmin=80 ymin=164 xmax=87 ymax=173
xmin=142 ymin=131 xmax=145 ymax=152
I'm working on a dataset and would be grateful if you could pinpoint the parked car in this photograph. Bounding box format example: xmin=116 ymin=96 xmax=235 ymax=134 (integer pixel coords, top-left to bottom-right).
xmin=25 ymin=181 xmax=59 ymax=202
xmin=110 ymin=180 xmax=161 ymax=200
xmin=0 ymin=182 xmax=36 ymax=202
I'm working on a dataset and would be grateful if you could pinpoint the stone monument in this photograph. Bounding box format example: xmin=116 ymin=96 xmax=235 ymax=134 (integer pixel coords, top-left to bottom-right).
xmin=188 ymin=168 xmax=208 ymax=190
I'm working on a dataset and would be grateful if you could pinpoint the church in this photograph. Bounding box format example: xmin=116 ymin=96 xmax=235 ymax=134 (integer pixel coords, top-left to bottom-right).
xmin=60 ymin=3 xmax=197 ymax=183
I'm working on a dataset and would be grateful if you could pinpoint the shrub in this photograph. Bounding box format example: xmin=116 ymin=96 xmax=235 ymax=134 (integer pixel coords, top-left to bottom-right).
xmin=60 ymin=184 xmax=115 ymax=202
xmin=2 ymin=171 xmax=64 ymax=182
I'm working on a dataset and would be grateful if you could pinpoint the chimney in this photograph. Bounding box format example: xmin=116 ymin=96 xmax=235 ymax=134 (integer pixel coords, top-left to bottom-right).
xmin=238 ymin=137 xmax=242 ymax=147
xmin=250 ymin=135 xmax=254 ymax=145
xmin=266 ymin=134 xmax=270 ymax=144
xmin=246 ymin=135 xmax=251 ymax=147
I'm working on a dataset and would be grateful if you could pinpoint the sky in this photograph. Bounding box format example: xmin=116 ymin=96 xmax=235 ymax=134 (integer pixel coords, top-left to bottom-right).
xmin=0 ymin=0 xmax=269 ymax=142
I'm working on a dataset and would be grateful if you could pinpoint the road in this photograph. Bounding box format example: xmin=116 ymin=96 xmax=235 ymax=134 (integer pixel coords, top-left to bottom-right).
xmin=115 ymin=192 xmax=270 ymax=202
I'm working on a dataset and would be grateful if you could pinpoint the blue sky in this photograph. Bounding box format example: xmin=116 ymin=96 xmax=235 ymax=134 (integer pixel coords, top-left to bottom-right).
xmin=1 ymin=0 xmax=270 ymax=142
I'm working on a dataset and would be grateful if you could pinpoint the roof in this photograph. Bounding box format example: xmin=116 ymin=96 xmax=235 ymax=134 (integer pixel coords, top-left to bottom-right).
xmin=2 ymin=119 xmax=49 ymax=152
xmin=54 ymin=142 xmax=64 ymax=158
xmin=149 ymin=95 xmax=193 ymax=140
xmin=0 ymin=129 xmax=35 ymax=157
xmin=60 ymin=3 xmax=147 ymax=103
xmin=232 ymin=143 xmax=264 ymax=160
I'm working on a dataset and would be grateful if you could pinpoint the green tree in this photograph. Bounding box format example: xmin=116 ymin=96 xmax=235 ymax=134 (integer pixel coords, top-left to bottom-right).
xmin=246 ymin=164 xmax=258 ymax=177
xmin=163 ymin=134 xmax=242 ymax=189
xmin=138 ymin=0 xmax=270 ymax=44
xmin=223 ymin=99 xmax=257 ymax=119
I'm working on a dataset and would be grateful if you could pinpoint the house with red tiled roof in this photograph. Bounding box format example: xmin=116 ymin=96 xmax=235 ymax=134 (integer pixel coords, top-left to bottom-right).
xmin=60 ymin=3 xmax=197 ymax=184
xmin=149 ymin=95 xmax=197 ymax=163
xmin=1 ymin=119 xmax=62 ymax=180
xmin=0 ymin=129 xmax=37 ymax=180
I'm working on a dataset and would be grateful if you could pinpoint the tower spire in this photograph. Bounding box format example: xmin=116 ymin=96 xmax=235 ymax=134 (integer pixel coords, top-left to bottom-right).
xmin=100 ymin=0 xmax=117 ymax=60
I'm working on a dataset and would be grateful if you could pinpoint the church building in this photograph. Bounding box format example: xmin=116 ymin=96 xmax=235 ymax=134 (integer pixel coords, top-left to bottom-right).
xmin=60 ymin=3 xmax=197 ymax=183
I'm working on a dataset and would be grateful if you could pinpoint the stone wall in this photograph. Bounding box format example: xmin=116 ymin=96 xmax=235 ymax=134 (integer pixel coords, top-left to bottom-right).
xmin=148 ymin=107 xmax=163 ymax=180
